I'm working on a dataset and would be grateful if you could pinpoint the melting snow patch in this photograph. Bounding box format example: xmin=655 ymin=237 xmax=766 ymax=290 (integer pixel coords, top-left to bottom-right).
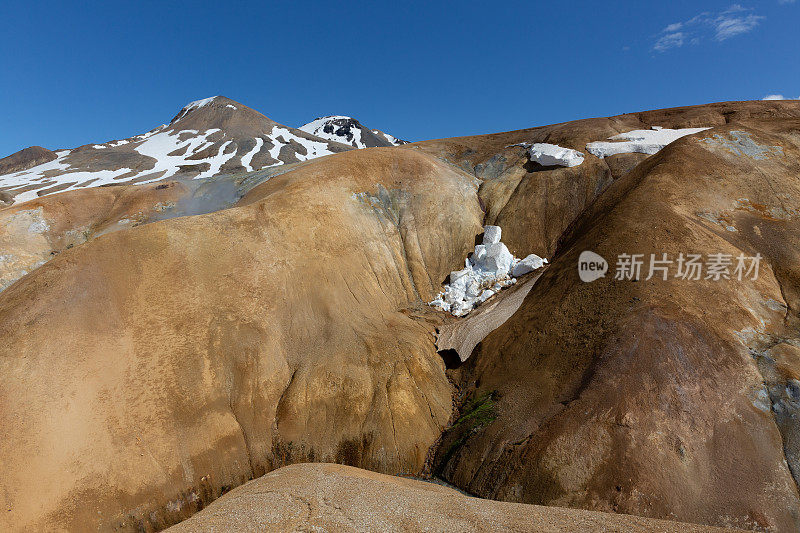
xmin=522 ymin=143 xmax=584 ymax=167
xmin=134 ymin=128 xmax=230 ymax=180
xmin=0 ymin=150 xmax=141 ymax=203
xmin=268 ymin=126 xmax=336 ymax=161
xmin=586 ymin=126 xmax=711 ymax=158
xmin=240 ymin=137 xmax=264 ymax=172
xmin=430 ymin=225 xmax=547 ymax=316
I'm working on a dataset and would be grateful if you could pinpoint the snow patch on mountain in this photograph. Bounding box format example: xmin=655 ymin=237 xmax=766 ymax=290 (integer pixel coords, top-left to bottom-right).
xmin=240 ymin=137 xmax=264 ymax=172
xmin=375 ymin=131 xmax=407 ymax=146
xmin=134 ymin=128 xmax=226 ymax=180
xmin=269 ymin=126 xmax=335 ymax=162
xmin=299 ymin=116 xmax=365 ymax=148
xmin=299 ymin=116 xmax=406 ymax=148
xmin=430 ymin=225 xmax=547 ymax=316
xmin=586 ymin=126 xmax=711 ymax=158
xmin=11 ymin=166 xmax=135 ymax=203
xmin=0 ymin=97 xmax=408 ymax=203
xmin=512 ymin=143 xmax=585 ymax=167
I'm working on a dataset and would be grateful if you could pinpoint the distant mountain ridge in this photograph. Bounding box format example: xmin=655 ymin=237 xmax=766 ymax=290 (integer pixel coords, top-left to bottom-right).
xmin=0 ymin=96 xmax=407 ymax=204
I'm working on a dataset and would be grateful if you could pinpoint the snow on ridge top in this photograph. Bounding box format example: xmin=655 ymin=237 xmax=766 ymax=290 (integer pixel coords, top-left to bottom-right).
xmin=299 ymin=116 xmax=364 ymax=148
xmin=171 ymin=96 xmax=222 ymax=123
xmin=430 ymin=225 xmax=547 ymax=317
xmin=377 ymin=131 xmax=405 ymax=145
xmin=586 ymin=126 xmax=711 ymax=158
xmin=184 ymin=96 xmax=219 ymax=111
xmin=299 ymin=116 xmax=358 ymax=133
xmin=312 ymin=115 xmax=354 ymax=122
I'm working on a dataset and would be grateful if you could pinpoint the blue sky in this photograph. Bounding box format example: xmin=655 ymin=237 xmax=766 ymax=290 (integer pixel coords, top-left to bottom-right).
xmin=1 ymin=1 xmax=798 ymax=156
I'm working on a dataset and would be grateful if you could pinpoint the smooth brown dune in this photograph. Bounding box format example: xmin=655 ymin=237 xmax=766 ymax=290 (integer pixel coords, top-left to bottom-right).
xmin=166 ymin=463 xmax=735 ymax=532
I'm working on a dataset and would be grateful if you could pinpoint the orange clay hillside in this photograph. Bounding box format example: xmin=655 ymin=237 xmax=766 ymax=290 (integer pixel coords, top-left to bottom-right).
xmin=1 ymin=99 xmax=799 ymax=531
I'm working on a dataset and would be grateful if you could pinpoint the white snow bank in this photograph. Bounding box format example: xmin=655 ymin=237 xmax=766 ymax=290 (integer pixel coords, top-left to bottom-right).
xmin=586 ymin=126 xmax=711 ymax=158
xmin=512 ymin=254 xmax=547 ymax=276
xmin=527 ymin=143 xmax=585 ymax=167
xmin=430 ymin=225 xmax=547 ymax=316
xmin=6 ymin=167 xmax=134 ymax=204
xmin=483 ymin=225 xmax=501 ymax=245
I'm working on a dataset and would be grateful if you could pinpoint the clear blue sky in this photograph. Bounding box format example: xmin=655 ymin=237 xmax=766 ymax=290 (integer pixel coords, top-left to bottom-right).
xmin=1 ymin=1 xmax=798 ymax=156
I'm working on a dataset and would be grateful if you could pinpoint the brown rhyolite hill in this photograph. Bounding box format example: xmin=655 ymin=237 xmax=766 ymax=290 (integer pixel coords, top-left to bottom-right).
xmin=1 ymin=99 xmax=800 ymax=532
xmin=0 ymin=145 xmax=56 ymax=174
xmin=0 ymin=147 xmax=481 ymax=531
xmin=425 ymin=103 xmax=800 ymax=531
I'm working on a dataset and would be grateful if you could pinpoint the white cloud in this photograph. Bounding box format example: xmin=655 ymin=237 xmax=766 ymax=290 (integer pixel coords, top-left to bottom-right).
xmin=778 ymin=0 xmax=795 ymax=4
xmin=654 ymin=32 xmax=685 ymax=51
xmin=762 ymin=94 xmax=800 ymax=100
xmin=714 ymin=11 xmax=764 ymax=41
xmin=724 ymin=3 xmax=747 ymax=12
xmin=654 ymin=4 xmax=764 ymax=51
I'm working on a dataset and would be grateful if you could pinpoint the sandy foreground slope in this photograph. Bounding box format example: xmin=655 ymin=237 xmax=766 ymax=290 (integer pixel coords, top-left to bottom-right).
xmin=165 ymin=463 xmax=734 ymax=532
xmin=1 ymin=100 xmax=800 ymax=531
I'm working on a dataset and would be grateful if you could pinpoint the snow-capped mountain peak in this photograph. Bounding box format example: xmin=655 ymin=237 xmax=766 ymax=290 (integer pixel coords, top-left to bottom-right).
xmin=0 ymin=97 xmax=410 ymax=205
xmin=299 ymin=115 xmax=407 ymax=148
xmin=0 ymin=97 xmax=354 ymax=203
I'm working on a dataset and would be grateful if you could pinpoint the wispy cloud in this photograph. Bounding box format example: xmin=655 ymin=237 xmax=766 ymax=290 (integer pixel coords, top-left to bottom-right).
xmin=762 ymin=94 xmax=799 ymax=100
xmin=654 ymin=32 xmax=685 ymax=52
xmin=715 ymin=6 xmax=765 ymax=41
xmin=778 ymin=0 xmax=795 ymax=5
xmin=653 ymin=4 xmax=764 ymax=51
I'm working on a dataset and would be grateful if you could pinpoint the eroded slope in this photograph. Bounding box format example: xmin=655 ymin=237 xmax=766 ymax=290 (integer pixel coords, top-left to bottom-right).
xmin=432 ymin=119 xmax=800 ymax=531
xmin=0 ymin=148 xmax=481 ymax=531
